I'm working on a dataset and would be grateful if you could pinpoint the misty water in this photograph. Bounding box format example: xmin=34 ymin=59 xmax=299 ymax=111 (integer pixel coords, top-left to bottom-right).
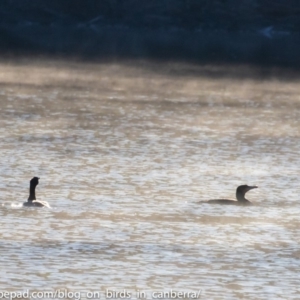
xmin=0 ymin=59 xmax=299 ymax=300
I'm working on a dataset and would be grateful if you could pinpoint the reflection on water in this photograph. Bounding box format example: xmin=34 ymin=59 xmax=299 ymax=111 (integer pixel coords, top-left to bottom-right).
xmin=0 ymin=60 xmax=299 ymax=299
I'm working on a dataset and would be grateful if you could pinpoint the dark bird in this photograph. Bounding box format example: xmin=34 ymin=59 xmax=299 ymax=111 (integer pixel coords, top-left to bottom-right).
xmin=207 ymin=185 xmax=258 ymax=205
xmin=23 ymin=177 xmax=50 ymax=208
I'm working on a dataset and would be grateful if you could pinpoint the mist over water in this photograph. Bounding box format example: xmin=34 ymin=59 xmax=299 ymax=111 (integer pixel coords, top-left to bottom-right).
xmin=0 ymin=59 xmax=299 ymax=299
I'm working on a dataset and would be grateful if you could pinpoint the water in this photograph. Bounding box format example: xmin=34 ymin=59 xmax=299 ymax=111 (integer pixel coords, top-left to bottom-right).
xmin=0 ymin=59 xmax=299 ymax=299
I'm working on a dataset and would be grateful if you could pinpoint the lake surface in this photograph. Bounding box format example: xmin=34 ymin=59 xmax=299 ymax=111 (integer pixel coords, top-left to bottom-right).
xmin=0 ymin=59 xmax=299 ymax=300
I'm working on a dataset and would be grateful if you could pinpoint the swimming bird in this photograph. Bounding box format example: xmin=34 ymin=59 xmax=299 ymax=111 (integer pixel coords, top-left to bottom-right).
xmin=207 ymin=185 xmax=258 ymax=205
xmin=23 ymin=177 xmax=50 ymax=208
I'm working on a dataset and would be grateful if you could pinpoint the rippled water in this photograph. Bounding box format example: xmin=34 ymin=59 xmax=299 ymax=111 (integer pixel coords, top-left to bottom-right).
xmin=0 ymin=60 xmax=299 ymax=299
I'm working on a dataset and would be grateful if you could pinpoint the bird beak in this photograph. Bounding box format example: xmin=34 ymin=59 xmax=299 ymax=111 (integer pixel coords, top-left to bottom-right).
xmin=248 ymin=186 xmax=258 ymax=191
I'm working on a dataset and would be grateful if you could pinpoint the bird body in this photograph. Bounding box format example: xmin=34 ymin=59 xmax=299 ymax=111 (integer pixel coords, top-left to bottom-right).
xmin=23 ymin=177 xmax=50 ymax=208
xmin=23 ymin=200 xmax=50 ymax=208
xmin=207 ymin=185 xmax=257 ymax=205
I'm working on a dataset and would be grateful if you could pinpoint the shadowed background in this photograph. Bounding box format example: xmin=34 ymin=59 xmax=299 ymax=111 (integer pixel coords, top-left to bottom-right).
xmin=0 ymin=0 xmax=300 ymax=71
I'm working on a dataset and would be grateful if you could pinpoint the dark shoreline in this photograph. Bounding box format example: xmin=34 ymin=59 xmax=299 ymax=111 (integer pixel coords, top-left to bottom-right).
xmin=1 ymin=25 xmax=300 ymax=69
xmin=1 ymin=1 xmax=300 ymax=75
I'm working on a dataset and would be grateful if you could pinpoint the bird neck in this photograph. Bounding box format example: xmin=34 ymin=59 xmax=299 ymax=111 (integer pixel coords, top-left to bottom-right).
xmin=236 ymin=191 xmax=247 ymax=202
xmin=28 ymin=185 xmax=37 ymax=201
